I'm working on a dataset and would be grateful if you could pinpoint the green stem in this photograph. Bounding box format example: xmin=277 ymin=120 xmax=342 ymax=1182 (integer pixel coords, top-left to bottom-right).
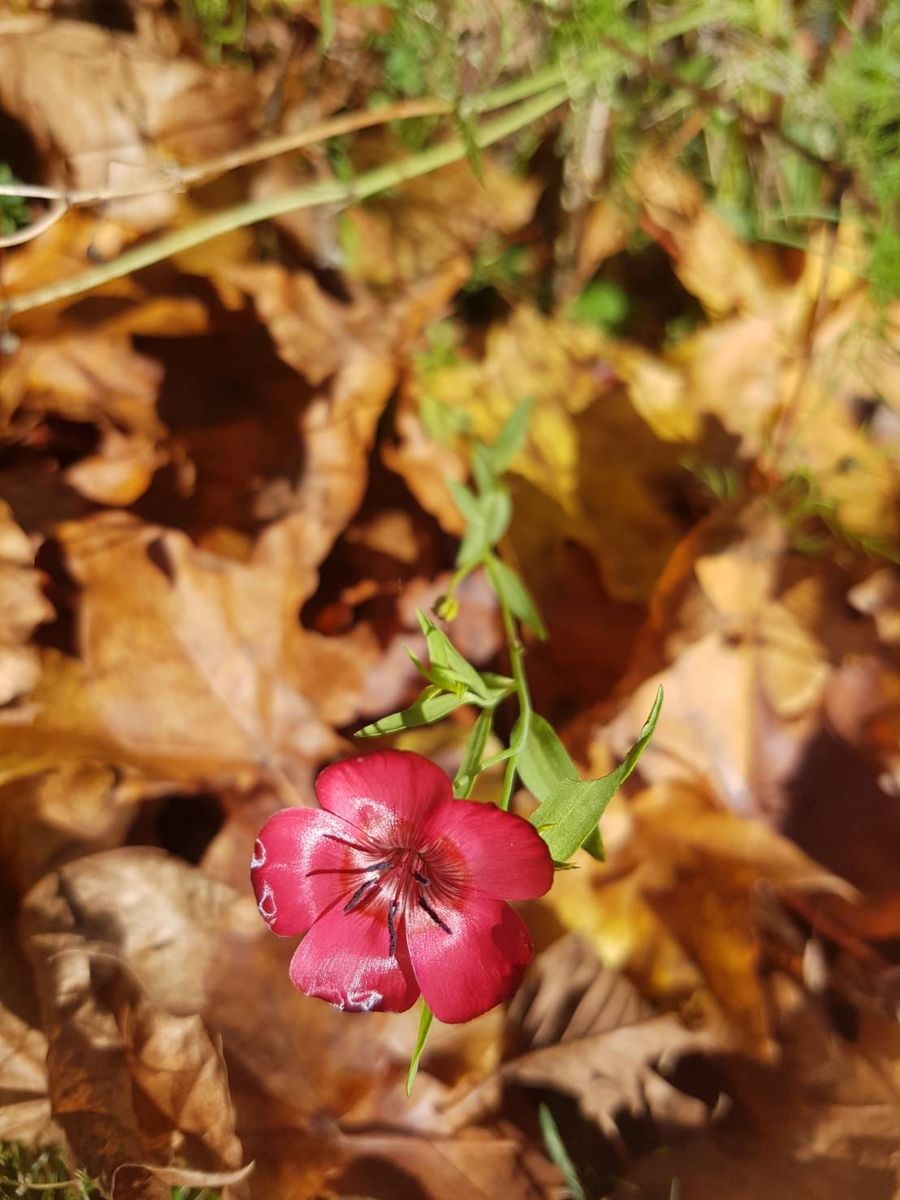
xmin=5 ymin=84 xmax=568 ymax=318
xmin=498 ymin=595 xmax=532 ymax=811
xmin=478 ymin=746 xmax=515 ymax=770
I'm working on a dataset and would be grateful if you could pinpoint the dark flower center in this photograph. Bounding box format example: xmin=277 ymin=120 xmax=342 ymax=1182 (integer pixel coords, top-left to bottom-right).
xmin=318 ymin=831 xmax=466 ymax=952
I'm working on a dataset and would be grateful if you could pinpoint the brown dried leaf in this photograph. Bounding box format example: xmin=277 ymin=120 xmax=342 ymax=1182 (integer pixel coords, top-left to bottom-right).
xmin=442 ymin=934 xmax=713 ymax=1149
xmin=22 ymin=856 xmax=246 ymax=1200
xmin=0 ymin=501 xmax=53 ymax=706
xmin=0 ymin=333 xmax=166 ymax=438
xmin=64 ymin=430 xmax=163 ymax=507
xmin=46 ymin=512 xmax=376 ymax=785
xmin=611 ymin=976 xmax=900 ymax=1200
xmin=344 ymin=153 xmax=539 ymax=288
xmin=546 ymin=783 xmax=852 ymax=1054
xmin=0 ymin=16 xmax=258 ymax=230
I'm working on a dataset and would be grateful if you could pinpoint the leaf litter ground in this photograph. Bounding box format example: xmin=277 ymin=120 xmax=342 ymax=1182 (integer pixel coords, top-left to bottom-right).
xmin=0 ymin=3 xmax=899 ymax=1199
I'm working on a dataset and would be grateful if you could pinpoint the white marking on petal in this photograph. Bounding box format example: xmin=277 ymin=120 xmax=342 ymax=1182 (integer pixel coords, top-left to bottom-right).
xmin=250 ymin=838 xmax=266 ymax=869
xmin=345 ymin=988 xmax=382 ymax=1012
xmin=257 ymin=881 xmax=277 ymax=921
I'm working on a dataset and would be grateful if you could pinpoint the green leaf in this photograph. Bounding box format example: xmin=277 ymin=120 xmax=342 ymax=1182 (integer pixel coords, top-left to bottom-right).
xmin=471 ymin=442 xmax=497 ymax=495
xmin=485 ymin=554 xmax=547 ymax=639
xmin=518 ymin=712 xmax=578 ymax=802
xmin=447 ymin=479 xmax=480 ymax=521
xmin=538 ymin=1103 xmax=587 ymax=1200
xmin=355 ymin=687 xmax=466 ymax=737
xmin=581 ymin=825 xmax=605 ymax=861
xmin=488 ymin=397 xmax=533 ymax=474
xmin=406 ymin=1002 xmax=435 ymax=1097
xmin=416 ymin=610 xmax=489 ymax=698
xmin=453 ymin=706 xmax=495 ymax=797
xmin=449 ymin=481 xmax=512 ymax=567
xmin=531 ymin=687 xmax=663 ymax=862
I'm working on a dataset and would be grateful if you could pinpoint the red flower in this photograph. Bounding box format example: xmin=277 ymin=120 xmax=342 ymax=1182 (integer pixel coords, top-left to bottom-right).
xmin=251 ymin=749 xmax=554 ymax=1023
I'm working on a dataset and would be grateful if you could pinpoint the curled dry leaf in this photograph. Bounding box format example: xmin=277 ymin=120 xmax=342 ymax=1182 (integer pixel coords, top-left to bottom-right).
xmin=21 ymin=854 xmax=246 ymax=1200
xmin=16 ymin=848 xmax=546 ymax=1200
xmin=0 ymin=332 xmax=166 ymax=439
xmin=64 ymin=429 xmax=164 ymax=507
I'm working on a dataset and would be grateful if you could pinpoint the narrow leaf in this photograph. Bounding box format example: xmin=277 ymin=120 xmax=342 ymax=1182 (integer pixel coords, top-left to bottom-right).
xmin=355 ymin=688 xmax=466 ymax=737
xmin=449 ymin=482 xmax=512 ymax=567
xmin=453 ymin=706 xmax=495 ymax=798
xmin=486 ymin=554 xmax=547 ymax=638
xmin=406 ymin=1002 xmax=435 ymax=1097
xmin=471 ymin=442 xmax=497 ymax=495
xmin=518 ymin=712 xmax=578 ymax=802
xmin=531 ymin=687 xmax=663 ymax=862
xmin=489 ymin=397 xmax=533 ymax=474
xmin=581 ymin=825 xmax=605 ymax=861
xmin=538 ymin=1103 xmax=586 ymax=1200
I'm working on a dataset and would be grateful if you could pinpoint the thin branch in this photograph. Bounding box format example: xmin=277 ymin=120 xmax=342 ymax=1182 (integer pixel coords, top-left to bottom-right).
xmin=0 ymin=62 xmax=580 ymax=252
xmin=3 ymin=84 xmax=568 ymax=318
xmin=0 ymin=198 xmax=67 ymax=248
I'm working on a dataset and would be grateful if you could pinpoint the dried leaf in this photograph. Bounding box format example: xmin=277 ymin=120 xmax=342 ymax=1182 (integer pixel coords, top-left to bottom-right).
xmin=610 ymin=975 xmax=900 ymax=1199
xmin=0 ymin=16 xmax=258 ymax=230
xmin=444 ymin=934 xmax=714 ymax=1145
xmin=22 ymin=855 xmax=246 ymax=1200
xmin=545 ymin=782 xmax=852 ymax=1053
xmin=0 ymin=501 xmax=53 ymax=706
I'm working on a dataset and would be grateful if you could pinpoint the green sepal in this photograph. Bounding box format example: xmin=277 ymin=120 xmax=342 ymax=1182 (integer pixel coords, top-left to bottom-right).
xmin=415 ymin=610 xmax=509 ymax=702
xmin=580 ymin=826 xmax=605 ymax=861
xmin=530 ymin=687 xmax=663 ymax=862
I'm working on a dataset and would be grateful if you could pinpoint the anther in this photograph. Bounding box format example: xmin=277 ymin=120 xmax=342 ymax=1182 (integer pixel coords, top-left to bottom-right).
xmin=418 ymin=896 xmax=451 ymax=934
xmin=344 ymin=878 xmax=378 ymax=912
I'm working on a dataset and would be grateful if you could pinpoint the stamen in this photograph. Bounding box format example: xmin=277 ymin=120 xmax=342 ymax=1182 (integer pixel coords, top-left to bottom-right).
xmin=387 ymin=899 xmax=399 ymax=956
xmin=412 ymin=870 xmax=430 ymax=885
xmin=370 ymin=860 xmax=394 ymax=873
xmin=418 ymin=896 xmax=451 ymax=934
xmin=344 ymin=878 xmax=378 ymax=912
xmin=324 ymin=832 xmax=376 ymax=854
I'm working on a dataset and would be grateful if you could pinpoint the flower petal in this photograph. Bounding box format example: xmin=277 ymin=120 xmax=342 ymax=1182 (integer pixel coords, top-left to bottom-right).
xmin=316 ymin=750 xmax=453 ymax=844
xmin=424 ymin=799 xmax=554 ymax=900
xmin=251 ymin=806 xmax=367 ymax=936
xmin=407 ymin=893 xmax=533 ymax=1023
xmin=289 ymin=902 xmax=419 ymax=1014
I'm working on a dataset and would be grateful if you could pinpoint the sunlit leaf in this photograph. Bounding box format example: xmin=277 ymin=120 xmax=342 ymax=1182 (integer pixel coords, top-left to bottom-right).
xmin=532 ymin=687 xmax=663 ymax=861
xmin=355 ymin=687 xmax=467 ymax=737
